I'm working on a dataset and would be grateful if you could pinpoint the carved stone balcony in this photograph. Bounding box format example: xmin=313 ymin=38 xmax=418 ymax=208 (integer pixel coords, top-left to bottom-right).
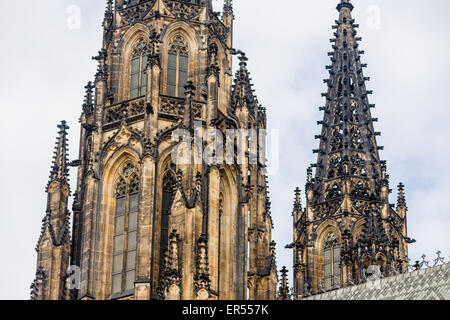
xmin=103 ymin=97 xmax=146 ymax=130
xmin=103 ymin=95 xmax=205 ymax=130
xmin=159 ymin=95 xmax=204 ymax=120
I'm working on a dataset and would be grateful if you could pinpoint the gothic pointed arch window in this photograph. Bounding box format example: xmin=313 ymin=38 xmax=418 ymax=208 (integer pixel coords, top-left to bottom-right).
xmin=112 ymin=163 xmax=140 ymax=296
xmin=337 ymin=77 xmax=343 ymax=98
xmin=350 ymin=126 xmax=363 ymax=150
xmin=330 ymin=130 xmax=343 ymax=151
xmin=334 ymin=103 xmax=344 ymax=124
xmin=349 ymin=76 xmax=356 ymax=97
xmin=328 ymin=155 xmax=343 ymax=178
xmin=167 ymin=36 xmax=189 ymax=97
xmin=160 ymin=171 xmax=176 ymax=264
xmin=324 ymin=232 xmax=341 ymax=290
xmin=130 ymin=39 xmax=149 ymax=99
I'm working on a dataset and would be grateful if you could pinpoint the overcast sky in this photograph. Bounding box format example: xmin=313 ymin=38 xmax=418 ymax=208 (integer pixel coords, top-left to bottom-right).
xmin=1 ymin=0 xmax=449 ymax=300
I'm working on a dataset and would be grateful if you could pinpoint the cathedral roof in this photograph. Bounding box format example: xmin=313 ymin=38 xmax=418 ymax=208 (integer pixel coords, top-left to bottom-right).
xmin=304 ymin=261 xmax=450 ymax=300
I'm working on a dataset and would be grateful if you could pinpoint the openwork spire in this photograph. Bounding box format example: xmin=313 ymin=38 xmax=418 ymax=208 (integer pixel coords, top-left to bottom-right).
xmin=46 ymin=121 xmax=70 ymax=191
xmin=310 ymin=0 xmax=383 ymax=204
xmin=292 ymin=1 xmax=411 ymax=298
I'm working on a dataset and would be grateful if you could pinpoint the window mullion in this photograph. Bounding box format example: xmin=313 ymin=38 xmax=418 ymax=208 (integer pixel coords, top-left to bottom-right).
xmin=175 ymin=52 xmax=180 ymax=97
xmin=138 ymin=55 xmax=143 ymax=97
xmin=331 ymin=244 xmax=334 ymax=285
xmin=121 ymin=190 xmax=130 ymax=293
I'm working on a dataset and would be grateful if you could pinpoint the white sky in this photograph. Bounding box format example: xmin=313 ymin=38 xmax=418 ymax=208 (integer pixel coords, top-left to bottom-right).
xmin=0 ymin=0 xmax=449 ymax=299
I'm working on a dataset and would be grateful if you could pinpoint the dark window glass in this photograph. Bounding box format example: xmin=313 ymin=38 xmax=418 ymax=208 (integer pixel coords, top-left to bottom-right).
xmin=324 ymin=233 xmax=340 ymax=290
xmin=112 ymin=167 xmax=140 ymax=295
xmin=130 ymin=40 xmax=149 ymax=99
xmin=167 ymin=37 xmax=188 ymax=97
xmin=160 ymin=173 xmax=175 ymax=263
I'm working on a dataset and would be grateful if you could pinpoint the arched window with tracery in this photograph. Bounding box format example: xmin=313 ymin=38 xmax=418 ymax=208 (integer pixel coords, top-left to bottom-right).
xmin=324 ymin=232 xmax=341 ymax=290
xmin=112 ymin=163 xmax=140 ymax=295
xmin=160 ymin=172 xmax=176 ymax=264
xmin=167 ymin=36 xmax=189 ymax=97
xmin=130 ymin=39 xmax=149 ymax=99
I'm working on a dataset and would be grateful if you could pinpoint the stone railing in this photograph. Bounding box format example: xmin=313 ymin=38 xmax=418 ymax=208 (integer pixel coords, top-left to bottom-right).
xmin=103 ymin=95 xmax=205 ymax=130
xmin=159 ymin=95 xmax=204 ymax=120
xmin=117 ymin=1 xmax=156 ymax=24
xmin=164 ymin=0 xmax=203 ymax=19
xmin=103 ymin=97 xmax=146 ymax=130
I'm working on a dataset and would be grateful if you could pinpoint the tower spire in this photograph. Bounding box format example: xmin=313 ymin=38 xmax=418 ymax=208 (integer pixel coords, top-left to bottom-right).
xmin=292 ymin=0 xmax=410 ymax=297
xmin=311 ymin=0 xmax=382 ymax=201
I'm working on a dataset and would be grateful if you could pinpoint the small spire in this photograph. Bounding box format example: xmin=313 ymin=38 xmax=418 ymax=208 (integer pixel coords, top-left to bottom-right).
xmin=104 ymin=0 xmax=113 ymax=22
xmin=46 ymin=121 xmax=70 ymax=191
xmin=207 ymin=42 xmax=220 ymax=77
xmin=231 ymin=51 xmax=260 ymax=114
xmin=278 ymin=266 xmax=290 ymax=300
xmin=30 ymin=266 xmax=46 ymax=300
xmin=293 ymin=187 xmax=302 ymax=212
xmin=92 ymin=49 xmax=108 ymax=82
xmin=183 ymin=81 xmax=196 ymax=134
xmin=82 ymin=82 xmax=95 ymax=116
xmin=397 ymin=183 xmax=407 ymax=207
xmin=147 ymin=30 xmax=162 ymax=67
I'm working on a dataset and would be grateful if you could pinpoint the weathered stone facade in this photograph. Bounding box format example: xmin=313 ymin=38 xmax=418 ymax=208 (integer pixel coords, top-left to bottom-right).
xmin=32 ymin=0 xmax=277 ymax=301
xmin=289 ymin=0 xmax=413 ymax=299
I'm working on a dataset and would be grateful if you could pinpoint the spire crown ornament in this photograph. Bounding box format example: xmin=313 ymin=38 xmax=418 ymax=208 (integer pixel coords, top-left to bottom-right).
xmin=337 ymin=0 xmax=354 ymax=12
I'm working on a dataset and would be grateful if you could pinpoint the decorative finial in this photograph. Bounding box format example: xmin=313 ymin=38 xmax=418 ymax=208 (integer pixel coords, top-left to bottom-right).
xmin=182 ymin=81 xmax=196 ymax=133
xmin=294 ymin=187 xmax=302 ymax=211
xmin=278 ymin=267 xmax=290 ymax=300
xmin=307 ymin=167 xmax=313 ymax=183
xmin=147 ymin=30 xmax=162 ymax=67
xmin=82 ymin=82 xmax=95 ymax=116
xmin=238 ymin=52 xmax=248 ymax=68
xmin=397 ymin=182 xmax=407 ymax=207
xmin=223 ymin=0 xmax=233 ymax=15
xmin=337 ymin=0 xmax=354 ymax=12
xmin=207 ymin=42 xmax=220 ymax=77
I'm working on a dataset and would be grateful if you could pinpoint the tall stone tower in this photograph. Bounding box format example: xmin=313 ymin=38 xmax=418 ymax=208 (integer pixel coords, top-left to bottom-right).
xmin=290 ymin=0 xmax=413 ymax=299
xmin=32 ymin=0 xmax=277 ymax=300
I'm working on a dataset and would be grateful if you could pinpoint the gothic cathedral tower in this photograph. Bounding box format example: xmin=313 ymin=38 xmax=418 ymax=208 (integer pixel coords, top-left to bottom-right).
xmin=32 ymin=0 xmax=277 ymax=300
xmin=291 ymin=0 xmax=413 ymax=299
